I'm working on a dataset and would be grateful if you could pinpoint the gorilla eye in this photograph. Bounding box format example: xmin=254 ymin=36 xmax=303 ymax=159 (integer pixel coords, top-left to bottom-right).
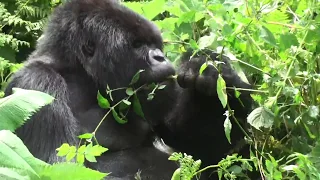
xmin=132 ymin=40 xmax=145 ymax=48
xmin=82 ymin=40 xmax=95 ymax=57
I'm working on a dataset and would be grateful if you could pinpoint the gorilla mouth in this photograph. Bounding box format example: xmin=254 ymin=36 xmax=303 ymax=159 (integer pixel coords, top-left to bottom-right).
xmin=140 ymin=61 xmax=176 ymax=85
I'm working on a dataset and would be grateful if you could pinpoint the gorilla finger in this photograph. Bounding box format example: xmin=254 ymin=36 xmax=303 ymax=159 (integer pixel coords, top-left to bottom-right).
xmin=179 ymin=69 xmax=197 ymax=89
xmin=195 ymin=76 xmax=217 ymax=96
xmin=177 ymin=72 xmax=187 ymax=88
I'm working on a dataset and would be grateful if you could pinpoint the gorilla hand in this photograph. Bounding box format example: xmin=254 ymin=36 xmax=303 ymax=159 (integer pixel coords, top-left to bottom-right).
xmin=177 ymin=52 xmax=251 ymax=96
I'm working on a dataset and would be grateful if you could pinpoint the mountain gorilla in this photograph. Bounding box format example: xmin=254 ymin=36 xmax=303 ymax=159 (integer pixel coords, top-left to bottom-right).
xmin=4 ymin=0 xmax=253 ymax=179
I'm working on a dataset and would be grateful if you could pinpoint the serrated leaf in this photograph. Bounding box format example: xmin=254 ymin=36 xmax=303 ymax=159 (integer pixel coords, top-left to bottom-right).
xmin=85 ymin=154 xmax=97 ymax=163
xmin=133 ymin=94 xmax=145 ymax=118
xmin=130 ymin=70 xmax=145 ymax=85
xmin=198 ymin=33 xmax=215 ymax=50
xmin=65 ymin=146 xmax=77 ymax=161
xmin=260 ymin=26 xmax=277 ymax=47
xmin=112 ymin=109 xmax=128 ymax=124
xmin=39 ymin=162 xmax=108 ymax=180
xmin=279 ymin=33 xmax=299 ymax=51
xmin=89 ymin=145 xmax=108 ymax=156
xmin=56 ymin=143 xmax=70 ymax=157
xmin=97 ymin=91 xmax=110 ymax=109
xmin=0 ymin=88 xmax=54 ymax=132
xmin=76 ymin=154 xmax=85 ymax=164
xmin=66 ymin=152 xmax=76 ymax=162
xmin=224 ymin=116 xmax=232 ymax=144
xmin=247 ymin=107 xmax=275 ymax=130
xmin=0 ymin=130 xmax=49 ymax=179
xmin=217 ymin=75 xmax=227 ymax=108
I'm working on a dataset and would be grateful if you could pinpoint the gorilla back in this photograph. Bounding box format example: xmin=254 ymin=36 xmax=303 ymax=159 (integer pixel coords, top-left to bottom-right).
xmin=4 ymin=0 xmax=253 ymax=179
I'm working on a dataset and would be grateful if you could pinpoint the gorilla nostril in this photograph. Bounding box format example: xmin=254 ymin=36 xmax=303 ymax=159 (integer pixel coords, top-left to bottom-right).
xmin=153 ymin=55 xmax=165 ymax=62
xmin=149 ymin=49 xmax=166 ymax=62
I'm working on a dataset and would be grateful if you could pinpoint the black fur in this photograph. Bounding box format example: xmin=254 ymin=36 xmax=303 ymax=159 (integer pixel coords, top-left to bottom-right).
xmin=4 ymin=0 xmax=253 ymax=179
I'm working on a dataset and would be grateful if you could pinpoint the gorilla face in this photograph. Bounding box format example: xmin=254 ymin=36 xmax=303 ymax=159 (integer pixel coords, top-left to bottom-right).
xmin=41 ymin=0 xmax=175 ymax=90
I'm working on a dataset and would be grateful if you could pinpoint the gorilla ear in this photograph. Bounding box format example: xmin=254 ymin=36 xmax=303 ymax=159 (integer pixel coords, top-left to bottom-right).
xmin=82 ymin=40 xmax=95 ymax=57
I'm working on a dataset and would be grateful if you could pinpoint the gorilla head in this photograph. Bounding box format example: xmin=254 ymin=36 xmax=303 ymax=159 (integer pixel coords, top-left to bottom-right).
xmin=36 ymin=0 xmax=175 ymax=90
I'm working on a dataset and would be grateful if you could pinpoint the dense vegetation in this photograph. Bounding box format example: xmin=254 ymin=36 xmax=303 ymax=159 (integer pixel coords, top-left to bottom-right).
xmin=1 ymin=0 xmax=320 ymax=179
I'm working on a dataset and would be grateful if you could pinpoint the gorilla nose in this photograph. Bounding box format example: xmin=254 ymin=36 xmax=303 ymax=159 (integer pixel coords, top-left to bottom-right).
xmin=149 ymin=49 xmax=166 ymax=62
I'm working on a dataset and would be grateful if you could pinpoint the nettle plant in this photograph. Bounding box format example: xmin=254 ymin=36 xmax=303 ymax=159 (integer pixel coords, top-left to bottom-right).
xmin=125 ymin=0 xmax=320 ymax=179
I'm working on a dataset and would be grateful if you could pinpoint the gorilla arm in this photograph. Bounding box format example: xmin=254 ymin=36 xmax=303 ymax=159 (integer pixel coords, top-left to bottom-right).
xmin=4 ymin=58 xmax=78 ymax=163
xmin=152 ymin=52 xmax=253 ymax=167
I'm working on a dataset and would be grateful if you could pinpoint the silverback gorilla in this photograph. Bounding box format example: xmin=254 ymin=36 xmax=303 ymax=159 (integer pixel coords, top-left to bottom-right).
xmin=4 ymin=0 xmax=253 ymax=179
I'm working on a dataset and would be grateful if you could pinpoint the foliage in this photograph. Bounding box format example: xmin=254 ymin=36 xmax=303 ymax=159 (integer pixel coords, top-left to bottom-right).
xmin=0 ymin=88 xmax=108 ymax=179
xmin=0 ymin=88 xmax=54 ymax=131
xmin=1 ymin=0 xmax=320 ymax=179
xmin=0 ymin=0 xmax=63 ymax=96
xmin=125 ymin=0 xmax=320 ymax=179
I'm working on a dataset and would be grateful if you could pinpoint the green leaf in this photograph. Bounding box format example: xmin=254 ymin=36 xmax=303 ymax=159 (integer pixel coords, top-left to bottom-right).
xmin=77 ymin=145 xmax=86 ymax=154
xmin=260 ymin=26 xmax=277 ymax=47
xmin=112 ymin=109 xmax=128 ymax=124
xmin=157 ymin=85 xmax=166 ymax=90
xmin=247 ymin=107 xmax=275 ymax=130
xmin=0 ymin=130 xmax=49 ymax=179
xmin=39 ymin=163 xmax=108 ymax=180
xmin=216 ymin=75 xmax=227 ymax=108
xmin=171 ymin=168 xmax=181 ymax=180
xmin=309 ymin=140 xmax=320 ymax=170
xmin=76 ymin=154 xmax=85 ymax=165
xmin=199 ymin=63 xmax=208 ymax=75
xmin=222 ymin=24 xmax=233 ymax=36
xmin=97 ymin=91 xmax=110 ymax=109
xmin=141 ymin=0 xmax=166 ymax=20
xmin=228 ymin=165 xmax=242 ymax=174
xmin=85 ymin=154 xmax=97 ymax=163
xmin=177 ymin=11 xmax=196 ymax=25
xmin=198 ymin=33 xmax=216 ymax=50
xmin=130 ymin=70 xmax=145 ymax=85
xmin=223 ymin=115 xmax=232 ymax=144
xmin=133 ymin=94 xmax=145 ymax=118
xmin=0 ymin=167 xmax=29 ymax=180
xmin=122 ymin=99 xmax=131 ymax=106
xmin=90 ymin=145 xmax=108 ymax=156
xmin=56 ymin=143 xmax=70 ymax=157
xmin=279 ymin=33 xmax=299 ymax=51
xmin=199 ymin=61 xmax=214 ymax=75
xmin=147 ymin=93 xmax=155 ymax=101
xmin=126 ymin=88 xmax=134 ymax=96
xmin=189 ymin=39 xmax=199 ymax=50
xmin=308 ymin=106 xmax=319 ymax=118
xmin=123 ymin=2 xmax=143 ymax=15
xmin=65 ymin=146 xmax=76 ymax=161
xmin=78 ymin=133 xmax=93 ymax=140
xmin=0 ymin=88 xmax=54 ymax=132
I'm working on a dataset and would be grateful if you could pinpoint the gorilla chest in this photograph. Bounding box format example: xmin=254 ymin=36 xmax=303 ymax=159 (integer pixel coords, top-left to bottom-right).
xmin=76 ymin=107 xmax=152 ymax=150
